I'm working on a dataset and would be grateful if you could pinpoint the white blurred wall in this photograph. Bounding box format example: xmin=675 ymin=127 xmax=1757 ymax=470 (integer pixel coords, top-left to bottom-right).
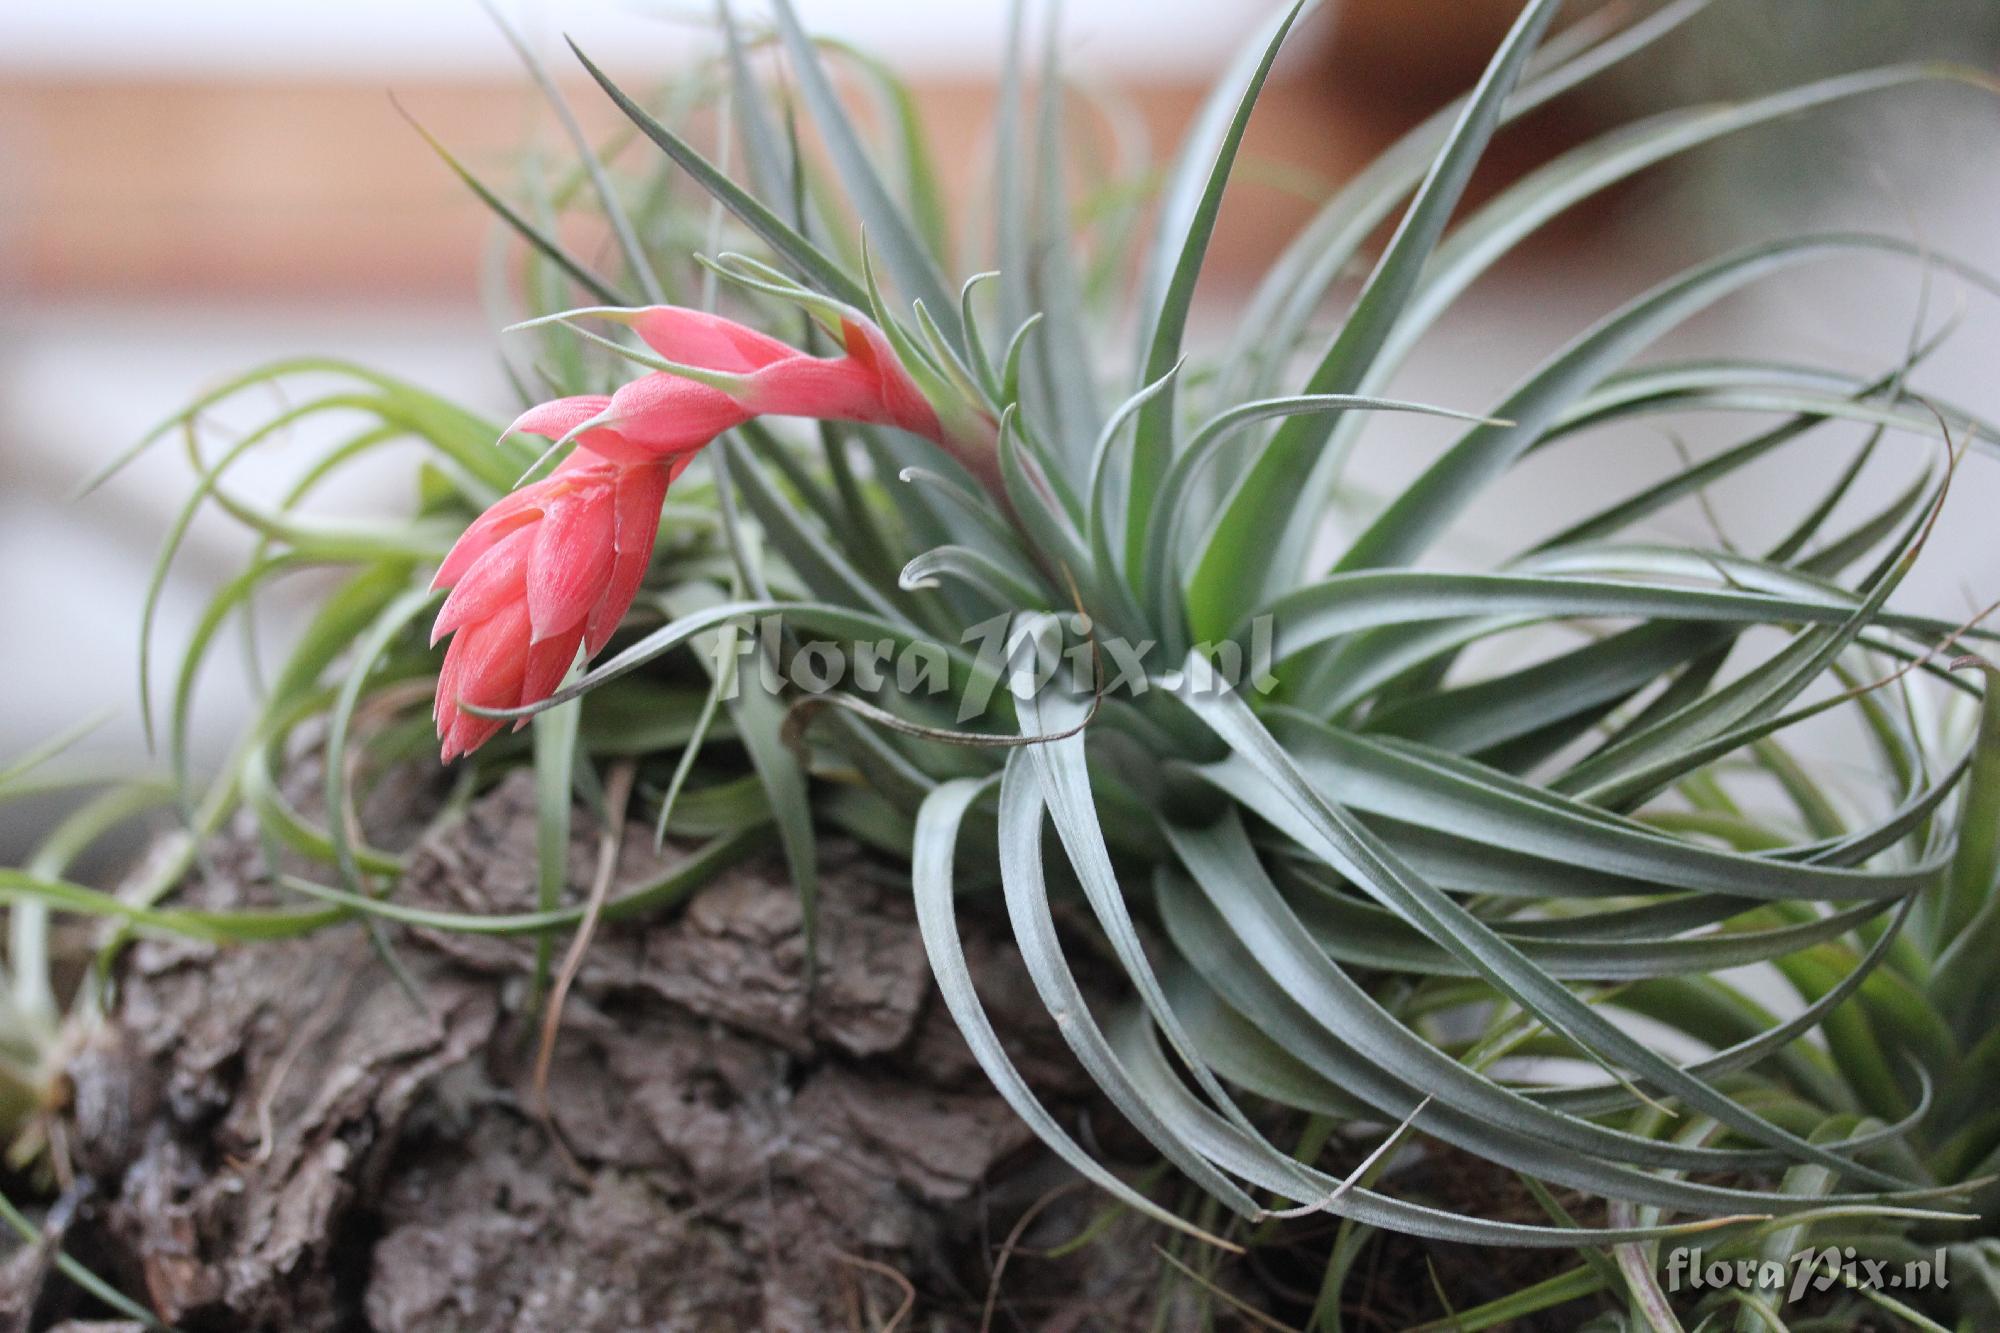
xmin=0 ymin=0 xmax=1252 ymax=80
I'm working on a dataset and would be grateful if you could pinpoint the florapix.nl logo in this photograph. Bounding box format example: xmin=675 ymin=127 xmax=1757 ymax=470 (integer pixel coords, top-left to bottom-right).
xmin=1665 ymin=1245 xmax=1948 ymax=1304
xmin=702 ymin=610 xmax=1280 ymax=720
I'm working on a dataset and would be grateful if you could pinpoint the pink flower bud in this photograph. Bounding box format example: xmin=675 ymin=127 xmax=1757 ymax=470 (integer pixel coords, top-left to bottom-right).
xmin=430 ymin=448 xmax=674 ymax=762
xmin=433 ymin=304 xmax=983 ymax=760
xmin=615 ymin=304 xmax=945 ymax=451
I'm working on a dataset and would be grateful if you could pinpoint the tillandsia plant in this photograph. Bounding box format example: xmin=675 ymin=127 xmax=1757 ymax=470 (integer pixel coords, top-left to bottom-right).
xmin=8 ymin=0 xmax=2000 ymax=1326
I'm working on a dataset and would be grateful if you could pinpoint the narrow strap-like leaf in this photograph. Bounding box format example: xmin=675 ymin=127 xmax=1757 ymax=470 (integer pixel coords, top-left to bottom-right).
xmin=910 ymin=774 xmax=1237 ymax=1245
xmin=569 ymin=39 xmax=869 ymax=310
xmin=1127 ymin=1 xmax=1305 ymax=575
xmin=1115 ymin=979 xmax=1783 ymax=1244
xmin=480 ymin=0 xmax=664 ymax=304
xmin=1180 ymin=674 xmax=1911 ymax=1188
xmin=1334 ymin=233 xmax=1986 ymax=576
xmin=1185 ymin=0 xmax=1562 ymax=638
xmin=1161 ymin=817 xmax=1913 ymax=1198
xmin=996 ymin=750 xmax=1265 ymax=1217
xmin=766 ymin=0 xmax=960 ymax=346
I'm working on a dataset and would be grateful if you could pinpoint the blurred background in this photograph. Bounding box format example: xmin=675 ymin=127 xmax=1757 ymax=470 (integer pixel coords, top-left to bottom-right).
xmin=3 ymin=0 xmax=1997 ymax=857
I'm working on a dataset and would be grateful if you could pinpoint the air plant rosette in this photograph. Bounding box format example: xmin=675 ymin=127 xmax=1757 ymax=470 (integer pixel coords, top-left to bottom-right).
xmin=6 ymin=0 xmax=2000 ymax=1326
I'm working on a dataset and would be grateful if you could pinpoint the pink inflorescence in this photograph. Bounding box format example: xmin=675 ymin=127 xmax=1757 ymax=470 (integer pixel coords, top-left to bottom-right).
xmin=431 ymin=306 xmax=948 ymax=760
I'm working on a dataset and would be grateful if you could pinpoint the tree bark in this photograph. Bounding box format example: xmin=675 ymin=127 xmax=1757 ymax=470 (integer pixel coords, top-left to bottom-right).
xmin=14 ymin=770 xmax=1211 ymax=1331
